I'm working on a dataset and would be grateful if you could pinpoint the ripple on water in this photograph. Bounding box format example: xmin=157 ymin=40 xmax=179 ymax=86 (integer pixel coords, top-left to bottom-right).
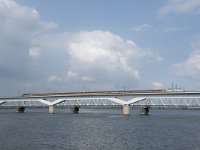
xmin=0 ymin=108 xmax=200 ymax=150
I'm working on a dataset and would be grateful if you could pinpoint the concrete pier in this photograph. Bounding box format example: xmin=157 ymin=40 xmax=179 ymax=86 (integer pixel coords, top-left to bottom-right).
xmin=16 ymin=106 xmax=25 ymax=113
xmin=70 ymin=106 xmax=79 ymax=114
xmin=123 ymin=104 xmax=130 ymax=115
xmin=48 ymin=105 xmax=55 ymax=114
xmin=140 ymin=106 xmax=149 ymax=115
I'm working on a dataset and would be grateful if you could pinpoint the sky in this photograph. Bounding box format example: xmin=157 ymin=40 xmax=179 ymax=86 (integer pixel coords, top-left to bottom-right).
xmin=1 ymin=0 xmax=200 ymax=96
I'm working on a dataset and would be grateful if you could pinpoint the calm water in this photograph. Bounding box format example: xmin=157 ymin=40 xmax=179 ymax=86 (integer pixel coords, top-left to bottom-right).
xmin=0 ymin=108 xmax=200 ymax=150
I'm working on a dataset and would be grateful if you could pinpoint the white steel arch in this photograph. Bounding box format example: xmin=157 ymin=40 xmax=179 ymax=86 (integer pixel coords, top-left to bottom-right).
xmin=127 ymin=97 xmax=146 ymax=105
xmin=51 ymin=97 xmax=126 ymax=106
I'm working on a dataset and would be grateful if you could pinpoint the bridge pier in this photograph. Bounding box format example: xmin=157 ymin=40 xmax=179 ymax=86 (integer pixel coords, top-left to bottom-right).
xmin=16 ymin=106 xmax=25 ymax=113
xmin=123 ymin=104 xmax=130 ymax=115
xmin=48 ymin=105 xmax=55 ymax=114
xmin=70 ymin=106 xmax=79 ymax=114
xmin=140 ymin=106 xmax=149 ymax=115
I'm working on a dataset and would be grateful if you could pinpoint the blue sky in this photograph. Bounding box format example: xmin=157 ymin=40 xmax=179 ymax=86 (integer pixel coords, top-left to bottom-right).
xmin=1 ymin=0 xmax=200 ymax=96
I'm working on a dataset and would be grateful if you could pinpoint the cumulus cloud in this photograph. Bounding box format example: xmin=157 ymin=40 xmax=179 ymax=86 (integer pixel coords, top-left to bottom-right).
xmin=132 ymin=24 xmax=152 ymax=32
xmin=68 ymin=31 xmax=149 ymax=79
xmin=67 ymin=31 xmax=140 ymax=77
xmin=0 ymin=0 xmax=58 ymax=94
xmin=158 ymin=0 xmax=200 ymax=16
xmin=64 ymin=30 xmax=163 ymax=89
xmin=0 ymin=0 xmax=57 ymax=36
xmin=173 ymin=52 xmax=200 ymax=77
xmin=0 ymin=0 xmax=57 ymax=66
xmin=173 ymin=37 xmax=200 ymax=78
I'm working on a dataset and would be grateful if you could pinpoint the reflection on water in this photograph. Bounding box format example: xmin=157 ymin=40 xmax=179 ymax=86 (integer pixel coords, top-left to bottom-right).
xmin=0 ymin=108 xmax=200 ymax=150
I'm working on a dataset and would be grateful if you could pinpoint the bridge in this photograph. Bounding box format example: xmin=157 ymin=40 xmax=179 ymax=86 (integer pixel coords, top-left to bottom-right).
xmin=1 ymin=90 xmax=200 ymax=115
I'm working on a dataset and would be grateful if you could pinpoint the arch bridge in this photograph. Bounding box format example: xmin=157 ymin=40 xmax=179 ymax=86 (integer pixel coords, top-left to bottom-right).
xmin=1 ymin=90 xmax=200 ymax=115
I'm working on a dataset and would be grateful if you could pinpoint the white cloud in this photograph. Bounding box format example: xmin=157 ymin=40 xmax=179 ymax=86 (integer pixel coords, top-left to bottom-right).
xmin=0 ymin=0 xmax=58 ymax=94
xmin=67 ymin=70 xmax=78 ymax=79
xmin=68 ymin=31 xmax=140 ymax=80
xmin=0 ymin=0 xmax=57 ymax=37
xmin=0 ymin=0 xmax=57 ymax=65
xmin=173 ymin=37 xmax=200 ymax=78
xmin=173 ymin=53 xmax=200 ymax=77
xmin=133 ymin=24 xmax=152 ymax=32
xmin=48 ymin=75 xmax=62 ymax=82
xmin=159 ymin=0 xmax=200 ymax=16
xmin=29 ymin=47 xmax=41 ymax=58
xmin=152 ymin=82 xmax=164 ymax=89
xmin=65 ymin=30 xmax=162 ymax=89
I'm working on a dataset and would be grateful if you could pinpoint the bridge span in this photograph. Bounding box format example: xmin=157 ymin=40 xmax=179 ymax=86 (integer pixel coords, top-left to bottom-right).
xmin=1 ymin=90 xmax=200 ymax=115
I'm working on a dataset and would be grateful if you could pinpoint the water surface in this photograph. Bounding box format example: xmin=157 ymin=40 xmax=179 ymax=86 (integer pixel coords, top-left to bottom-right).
xmin=0 ymin=108 xmax=200 ymax=150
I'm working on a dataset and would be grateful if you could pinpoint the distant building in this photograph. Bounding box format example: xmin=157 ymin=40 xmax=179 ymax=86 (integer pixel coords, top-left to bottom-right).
xmin=166 ymin=88 xmax=185 ymax=92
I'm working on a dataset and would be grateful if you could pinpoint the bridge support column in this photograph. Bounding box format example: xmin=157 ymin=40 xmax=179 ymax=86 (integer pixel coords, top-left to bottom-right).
xmin=70 ymin=106 xmax=79 ymax=114
xmin=140 ymin=106 xmax=149 ymax=115
xmin=123 ymin=104 xmax=130 ymax=115
xmin=16 ymin=106 xmax=25 ymax=113
xmin=49 ymin=105 xmax=55 ymax=114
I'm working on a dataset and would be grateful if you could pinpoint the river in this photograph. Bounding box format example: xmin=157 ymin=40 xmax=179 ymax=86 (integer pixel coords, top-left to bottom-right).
xmin=0 ymin=108 xmax=200 ymax=150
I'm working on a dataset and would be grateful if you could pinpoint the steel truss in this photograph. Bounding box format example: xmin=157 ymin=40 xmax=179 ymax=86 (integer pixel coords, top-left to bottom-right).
xmin=132 ymin=97 xmax=200 ymax=108
xmin=1 ymin=96 xmax=200 ymax=108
